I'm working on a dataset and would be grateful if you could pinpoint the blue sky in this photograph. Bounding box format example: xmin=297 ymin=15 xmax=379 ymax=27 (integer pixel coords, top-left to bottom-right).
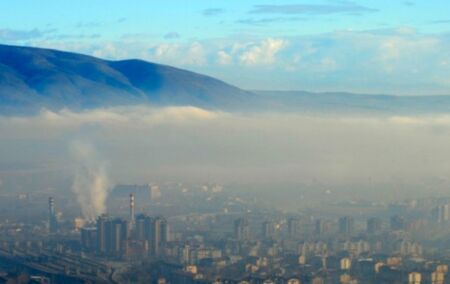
xmin=0 ymin=0 xmax=450 ymax=94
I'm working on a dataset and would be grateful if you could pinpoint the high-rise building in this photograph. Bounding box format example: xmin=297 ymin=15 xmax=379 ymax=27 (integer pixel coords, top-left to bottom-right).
xmin=261 ymin=221 xmax=274 ymax=239
xmin=442 ymin=203 xmax=449 ymax=223
xmin=288 ymin=217 xmax=299 ymax=239
xmin=152 ymin=216 xmax=168 ymax=256
xmin=149 ymin=185 xmax=161 ymax=200
xmin=390 ymin=215 xmax=406 ymax=231
xmin=81 ymin=227 xmax=97 ymax=251
xmin=315 ymin=219 xmax=327 ymax=236
xmin=408 ymin=272 xmax=421 ymax=284
xmin=135 ymin=214 xmax=150 ymax=241
xmin=432 ymin=203 xmax=450 ymax=224
xmin=367 ymin=217 xmax=382 ymax=234
xmin=48 ymin=197 xmax=58 ymax=233
xmin=338 ymin=216 xmax=354 ymax=236
xmin=96 ymin=214 xmax=109 ymax=254
xmin=96 ymin=215 xmax=129 ymax=256
xmin=110 ymin=218 xmax=128 ymax=255
xmin=234 ymin=217 xmax=250 ymax=241
xmin=134 ymin=214 xmax=168 ymax=256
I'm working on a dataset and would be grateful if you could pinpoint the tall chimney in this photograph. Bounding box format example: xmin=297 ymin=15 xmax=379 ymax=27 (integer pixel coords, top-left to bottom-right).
xmin=48 ymin=197 xmax=57 ymax=233
xmin=130 ymin=193 xmax=135 ymax=225
xmin=48 ymin=197 xmax=55 ymax=216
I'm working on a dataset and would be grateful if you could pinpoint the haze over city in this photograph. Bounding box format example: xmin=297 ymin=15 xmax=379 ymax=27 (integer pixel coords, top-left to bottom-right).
xmin=0 ymin=1 xmax=450 ymax=284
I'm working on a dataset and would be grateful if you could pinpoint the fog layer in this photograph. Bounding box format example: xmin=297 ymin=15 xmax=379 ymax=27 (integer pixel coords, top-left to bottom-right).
xmin=1 ymin=106 xmax=450 ymax=198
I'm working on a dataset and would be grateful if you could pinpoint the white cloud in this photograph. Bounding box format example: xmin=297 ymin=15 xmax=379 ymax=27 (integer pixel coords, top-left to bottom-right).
xmin=152 ymin=43 xmax=181 ymax=60
xmin=2 ymin=106 xmax=220 ymax=134
xmin=148 ymin=41 xmax=206 ymax=66
xmin=217 ymin=50 xmax=232 ymax=65
xmin=27 ymin=28 xmax=450 ymax=94
xmin=238 ymin=38 xmax=288 ymax=66
xmin=375 ymin=35 xmax=440 ymax=73
xmin=185 ymin=42 xmax=206 ymax=65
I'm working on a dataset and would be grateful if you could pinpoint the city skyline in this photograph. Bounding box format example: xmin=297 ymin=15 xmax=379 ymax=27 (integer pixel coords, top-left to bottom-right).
xmin=1 ymin=2 xmax=450 ymax=282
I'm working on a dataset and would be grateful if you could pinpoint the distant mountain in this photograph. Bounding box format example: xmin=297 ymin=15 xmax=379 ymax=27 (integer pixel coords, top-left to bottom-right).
xmin=1 ymin=44 xmax=450 ymax=115
xmin=0 ymin=44 xmax=253 ymax=114
xmin=253 ymin=90 xmax=450 ymax=115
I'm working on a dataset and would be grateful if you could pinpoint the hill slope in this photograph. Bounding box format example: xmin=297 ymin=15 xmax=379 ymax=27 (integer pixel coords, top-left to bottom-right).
xmin=1 ymin=44 xmax=450 ymax=115
xmin=0 ymin=44 xmax=253 ymax=113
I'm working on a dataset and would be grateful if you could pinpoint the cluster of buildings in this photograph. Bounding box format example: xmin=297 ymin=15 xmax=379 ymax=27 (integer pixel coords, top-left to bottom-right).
xmin=128 ymin=207 xmax=448 ymax=283
xmin=4 ymin=185 xmax=450 ymax=283
xmin=80 ymin=194 xmax=170 ymax=259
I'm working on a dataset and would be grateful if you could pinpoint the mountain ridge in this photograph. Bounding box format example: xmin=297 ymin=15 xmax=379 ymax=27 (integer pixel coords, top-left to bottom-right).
xmin=253 ymin=90 xmax=450 ymax=114
xmin=0 ymin=43 xmax=253 ymax=113
xmin=1 ymin=44 xmax=450 ymax=115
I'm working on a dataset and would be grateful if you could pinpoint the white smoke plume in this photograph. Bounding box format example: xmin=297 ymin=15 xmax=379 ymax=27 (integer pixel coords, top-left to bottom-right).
xmin=70 ymin=140 xmax=110 ymax=221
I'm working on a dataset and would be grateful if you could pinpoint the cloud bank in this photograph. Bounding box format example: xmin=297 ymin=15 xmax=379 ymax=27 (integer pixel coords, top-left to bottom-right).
xmin=21 ymin=27 xmax=450 ymax=95
xmin=1 ymin=106 xmax=450 ymax=200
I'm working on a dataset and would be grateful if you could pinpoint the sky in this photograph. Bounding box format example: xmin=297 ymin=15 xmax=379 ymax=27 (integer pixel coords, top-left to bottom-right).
xmin=0 ymin=0 xmax=449 ymax=95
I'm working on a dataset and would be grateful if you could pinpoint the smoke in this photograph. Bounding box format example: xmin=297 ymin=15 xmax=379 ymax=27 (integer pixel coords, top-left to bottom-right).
xmin=69 ymin=140 xmax=110 ymax=221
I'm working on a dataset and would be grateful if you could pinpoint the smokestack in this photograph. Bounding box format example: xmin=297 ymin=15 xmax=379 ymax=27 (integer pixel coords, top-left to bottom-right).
xmin=48 ymin=197 xmax=55 ymax=216
xmin=48 ymin=197 xmax=57 ymax=233
xmin=130 ymin=193 xmax=135 ymax=225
